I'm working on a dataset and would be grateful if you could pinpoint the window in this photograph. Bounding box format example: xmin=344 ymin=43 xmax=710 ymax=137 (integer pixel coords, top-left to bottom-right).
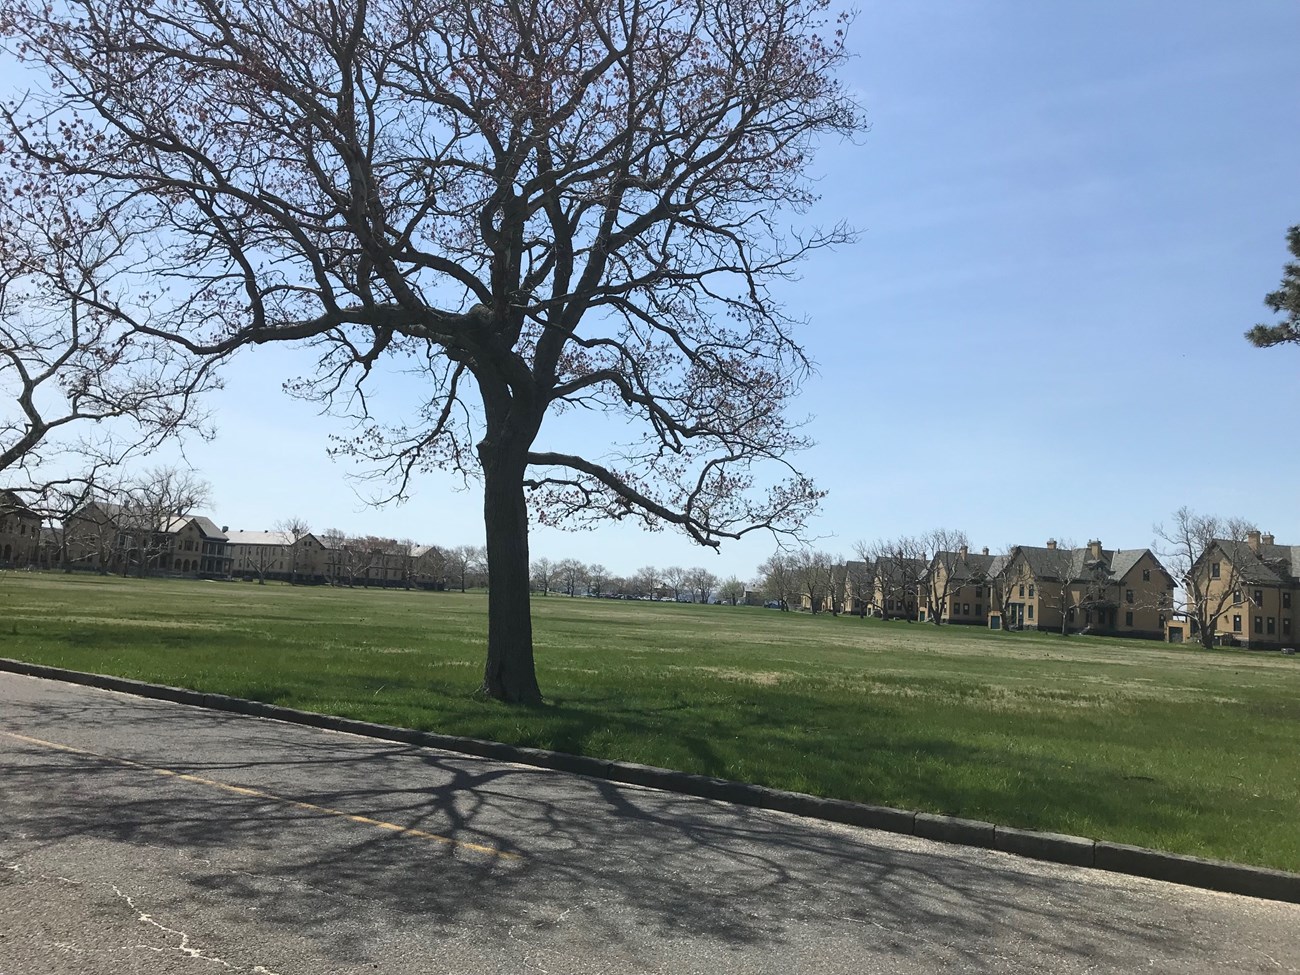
xmin=1254 ymin=616 xmax=1263 ymax=634
xmin=1211 ymin=562 xmax=1221 ymax=579
xmin=1027 ymin=605 xmax=1034 ymax=620
xmin=1234 ymin=590 xmax=1242 ymax=604
xmin=1125 ymin=611 xmax=1133 ymax=627
xmin=1068 ymin=607 xmax=1075 ymax=621
xmin=1267 ymin=617 xmax=1276 ymax=635
xmin=975 ymin=586 xmax=983 ymax=597
xmin=1142 ymin=568 xmax=1150 ymax=582
xmin=1125 ymin=589 xmax=1134 ymax=604
xmin=1028 ymin=585 xmax=1035 ymax=598
xmin=1158 ymin=614 xmax=1165 ymax=629
xmin=975 ymin=604 xmax=982 ymax=617
xmin=1254 ymin=590 xmax=1263 ymax=606
xmin=1285 ymin=618 xmax=1292 ymax=636
xmin=1284 ymin=592 xmax=1292 ymax=609
xmin=963 ymin=603 xmax=970 ymax=616
xmin=1018 ymin=584 xmax=1025 ymax=598
xmin=1233 ymin=615 xmax=1242 ymax=633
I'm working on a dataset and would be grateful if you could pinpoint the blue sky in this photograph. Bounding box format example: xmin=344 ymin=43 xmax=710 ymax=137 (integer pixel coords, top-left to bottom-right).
xmin=5 ymin=2 xmax=1299 ymax=582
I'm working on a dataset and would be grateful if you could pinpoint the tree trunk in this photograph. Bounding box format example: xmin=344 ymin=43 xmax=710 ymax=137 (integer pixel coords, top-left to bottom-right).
xmin=478 ymin=449 xmax=542 ymax=704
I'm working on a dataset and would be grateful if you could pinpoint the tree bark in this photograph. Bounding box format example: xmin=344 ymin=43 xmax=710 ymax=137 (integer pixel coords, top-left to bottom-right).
xmin=478 ymin=446 xmax=542 ymax=704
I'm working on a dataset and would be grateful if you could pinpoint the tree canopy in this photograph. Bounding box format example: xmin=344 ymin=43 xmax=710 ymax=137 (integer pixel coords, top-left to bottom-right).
xmin=1245 ymin=225 xmax=1300 ymax=348
xmin=0 ymin=0 xmax=863 ymax=701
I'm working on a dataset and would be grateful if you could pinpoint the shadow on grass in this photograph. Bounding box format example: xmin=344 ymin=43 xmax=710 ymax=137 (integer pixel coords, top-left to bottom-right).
xmin=1 ymin=689 xmax=1239 ymax=971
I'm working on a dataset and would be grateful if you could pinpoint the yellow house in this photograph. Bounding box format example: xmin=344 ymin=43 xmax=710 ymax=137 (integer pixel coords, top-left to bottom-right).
xmin=923 ymin=545 xmax=997 ymax=625
xmin=0 ymin=490 xmax=42 ymax=566
xmin=996 ymin=540 xmax=1174 ymax=638
xmin=1188 ymin=530 xmax=1299 ymax=648
xmin=842 ymin=556 xmax=924 ymax=620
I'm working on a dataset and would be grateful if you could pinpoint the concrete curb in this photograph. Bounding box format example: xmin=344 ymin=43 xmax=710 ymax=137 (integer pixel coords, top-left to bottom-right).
xmin=4 ymin=657 xmax=1298 ymax=905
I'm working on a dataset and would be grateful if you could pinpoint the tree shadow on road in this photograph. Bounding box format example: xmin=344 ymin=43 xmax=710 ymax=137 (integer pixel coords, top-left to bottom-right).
xmin=0 ymin=692 xmax=1254 ymax=972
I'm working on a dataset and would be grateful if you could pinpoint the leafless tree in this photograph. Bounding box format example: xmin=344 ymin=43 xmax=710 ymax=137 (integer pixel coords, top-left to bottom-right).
xmin=0 ymin=0 xmax=860 ymax=701
xmin=871 ymin=537 xmax=925 ymax=620
xmin=847 ymin=542 xmax=882 ymax=617
xmin=792 ymin=549 xmax=834 ymax=614
xmin=988 ymin=543 xmax=1022 ymax=630
xmin=275 ymin=517 xmax=312 ymax=584
xmin=587 ymin=563 xmax=609 ymax=598
xmin=918 ymin=528 xmax=969 ymax=625
xmin=687 ymin=567 xmax=719 ymax=605
xmin=758 ymin=552 xmax=799 ymax=611
xmin=554 ymin=558 xmax=588 ymax=597
xmin=661 ymin=566 xmax=690 ymax=602
xmin=0 ymin=166 xmax=216 ymax=497
xmin=114 ymin=466 xmax=211 ymax=577
xmin=530 ymin=557 xmax=555 ymax=596
xmin=718 ymin=576 xmax=746 ymax=606
xmin=632 ymin=565 xmax=661 ymax=600
xmin=443 ymin=545 xmax=485 ymax=593
xmin=240 ymin=542 xmax=282 ymax=586
xmin=1155 ymin=508 xmax=1257 ymax=649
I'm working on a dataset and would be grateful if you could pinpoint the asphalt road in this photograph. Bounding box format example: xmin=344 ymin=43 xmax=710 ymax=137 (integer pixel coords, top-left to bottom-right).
xmin=1 ymin=672 xmax=1297 ymax=974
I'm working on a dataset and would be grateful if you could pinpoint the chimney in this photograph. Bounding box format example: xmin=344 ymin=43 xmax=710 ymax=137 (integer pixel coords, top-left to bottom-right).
xmin=981 ymin=547 xmax=989 ymax=556
xmin=1262 ymin=532 xmax=1274 ymax=547
xmin=1088 ymin=539 xmax=1102 ymax=560
xmin=1247 ymin=530 xmax=1261 ymax=553
xmin=1046 ymin=539 xmax=1057 ymax=550
xmin=959 ymin=544 xmax=968 ymax=559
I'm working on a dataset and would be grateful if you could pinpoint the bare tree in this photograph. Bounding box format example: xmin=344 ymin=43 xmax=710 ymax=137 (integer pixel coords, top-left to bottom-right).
xmin=687 ymin=567 xmax=719 ymax=606
xmin=1155 ymin=508 xmax=1257 ymax=649
xmin=239 ymin=542 xmax=282 ymax=585
xmin=587 ymin=563 xmax=608 ymax=598
xmin=632 ymin=565 xmax=661 ymax=600
xmin=718 ymin=576 xmax=745 ymax=606
xmin=530 ymin=557 xmax=555 ymax=596
xmin=758 ymin=552 xmax=799 ymax=611
xmin=554 ymin=558 xmax=588 ymax=598
xmin=792 ymin=549 xmax=833 ymax=614
xmin=0 ymin=165 xmax=215 ymax=498
xmin=847 ymin=542 xmax=883 ymax=617
xmin=987 ymin=543 xmax=1022 ymax=629
xmin=0 ymin=0 xmax=860 ymax=702
xmin=275 ymin=517 xmax=312 ymax=584
xmin=918 ymin=528 xmax=969 ymax=625
xmin=661 ymin=566 xmax=690 ymax=602
xmin=446 ymin=545 xmax=485 ymax=593
xmin=871 ymin=537 xmax=925 ymax=621
xmin=114 ymin=467 xmax=211 ymax=577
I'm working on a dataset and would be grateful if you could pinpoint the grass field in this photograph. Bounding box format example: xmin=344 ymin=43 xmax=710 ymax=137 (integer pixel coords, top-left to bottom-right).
xmin=2 ymin=571 xmax=1298 ymax=871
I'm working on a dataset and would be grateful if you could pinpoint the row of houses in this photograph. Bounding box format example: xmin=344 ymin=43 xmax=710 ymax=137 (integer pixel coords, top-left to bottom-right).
xmin=0 ymin=493 xmax=447 ymax=588
xmin=820 ymin=540 xmax=1169 ymax=638
xmin=816 ymin=533 xmax=1299 ymax=650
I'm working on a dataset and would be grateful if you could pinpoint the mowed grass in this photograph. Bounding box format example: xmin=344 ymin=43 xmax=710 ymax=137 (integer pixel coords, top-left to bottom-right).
xmin=2 ymin=572 xmax=1298 ymax=871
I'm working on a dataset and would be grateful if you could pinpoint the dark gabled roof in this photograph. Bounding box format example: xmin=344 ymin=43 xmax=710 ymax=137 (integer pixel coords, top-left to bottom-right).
xmin=1210 ymin=539 xmax=1300 ymax=586
xmin=1015 ymin=545 xmax=1089 ymax=582
xmin=1012 ymin=545 xmax=1165 ymax=585
xmin=878 ymin=557 xmax=927 ymax=582
xmin=185 ymin=516 xmax=228 ymax=541
xmin=0 ymin=489 xmax=41 ymax=520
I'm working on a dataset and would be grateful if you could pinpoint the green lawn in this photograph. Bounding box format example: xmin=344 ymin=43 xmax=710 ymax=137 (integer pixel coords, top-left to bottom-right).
xmin=2 ymin=571 xmax=1298 ymax=871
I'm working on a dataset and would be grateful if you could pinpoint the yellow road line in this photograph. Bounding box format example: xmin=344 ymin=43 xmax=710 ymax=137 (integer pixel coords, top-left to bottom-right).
xmin=0 ymin=730 xmax=521 ymax=861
